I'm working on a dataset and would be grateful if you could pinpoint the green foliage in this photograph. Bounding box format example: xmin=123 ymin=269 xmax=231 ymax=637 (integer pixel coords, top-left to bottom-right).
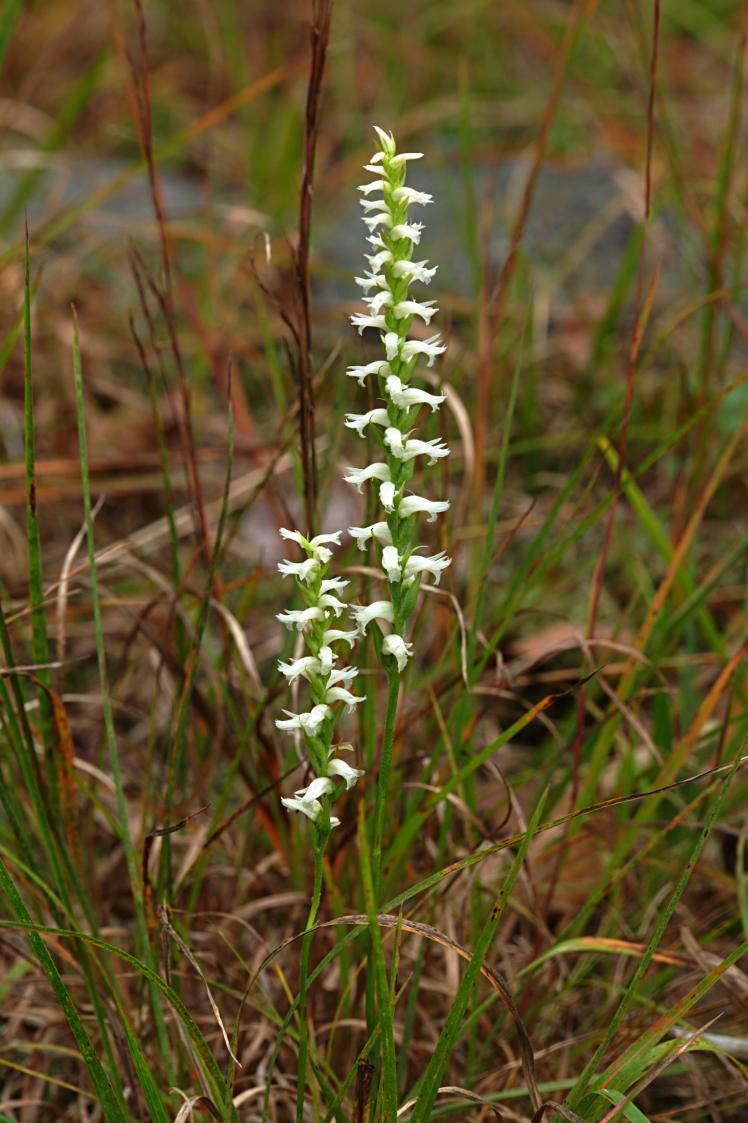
xmin=0 ymin=1 xmax=746 ymax=1121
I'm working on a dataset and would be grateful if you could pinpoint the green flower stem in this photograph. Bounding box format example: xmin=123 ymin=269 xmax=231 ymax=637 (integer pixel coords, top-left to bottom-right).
xmin=371 ymin=665 xmax=401 ymax=899
xmin=295 ymin=825 xmax=328 ymax=1123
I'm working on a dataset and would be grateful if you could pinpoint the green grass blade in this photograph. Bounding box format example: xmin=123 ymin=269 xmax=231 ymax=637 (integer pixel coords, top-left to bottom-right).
xmin=0 ymin=858 xmax=128 ymax=1122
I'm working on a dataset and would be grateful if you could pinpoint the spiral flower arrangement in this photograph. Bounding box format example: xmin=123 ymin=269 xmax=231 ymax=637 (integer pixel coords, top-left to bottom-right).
xmin=275 ymin=529 xmax=363 ymax=829
xmin=344 ymin=126 xmax=450 ymax=671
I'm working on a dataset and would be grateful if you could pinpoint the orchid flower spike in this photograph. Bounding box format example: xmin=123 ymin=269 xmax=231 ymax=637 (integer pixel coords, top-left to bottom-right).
xmin=275 ymin=528 xmax=365 ymax=828
xmin=344 ymin=126 xmax=451 ymax=674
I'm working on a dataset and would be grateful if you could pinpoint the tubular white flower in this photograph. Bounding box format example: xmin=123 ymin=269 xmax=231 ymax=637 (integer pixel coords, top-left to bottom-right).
xmin=399 ymin=335 xmax=446 ymax=365
xmin=403 ymin=551 xmax=451 ymax=586
xmin=392 ymin=259 xmax=438 ymax=283
xmin=328 ymin=757 xmax=365 ymax=790
xmin=366 ymin=249 xmax=393 ymax=270
xmin=346 ymin=359 xmax=390 ymax=386
xmin=384 ymin=332 xmax=401 ymax=360
xmin=379 ymin=481 xmax=396 ymax=511
xmin=385 ymin=375 xmax=445 ymax=412
xmin=354 ymin=271 xmax=386 ymax=292
xmin=351 ymin=312 xmax=388 ymax=333
xmin=362 ymin=212 xmax=392 ymax=232
xmin=384 ymin=427 xmax=405 ymax=457
xmin=318 ymin=593 xmax=347 ymax=616
xmin=390 ymin=222 xmax=424 ymax=243
xmin=381 ymin=545 xmax=402 ymax=581
xmin=279 ymin=528 xmax=342 ymax=553
xmin=382 ymin=633 xmax=413 ymax=671
xmin=275 ymin=704 xmax=331 ymax=734
xmin=352 ymin=600 xmax=395 ymax=633
xmin=360 ymin=201 xmax=386 ymax=217
xmin=325 ymin=685 xmax=363 ymax=712
xmin=398 ymin=494 xmax=450 ymax=521
xmin=320 ymin=577 xmax=349 ymax=595
xmin=309 ymin=532 xmax=343 ymax=550
xmin=364 ymin=289 xmax=394 ymax=315
xmin=279 ymin=527 xmax=308 ymax=547
xmin=276 ymin=606 xmax=324 ymax=630
xmin=327 ymin=665 xmax=359 ymax=688
xmin=278 ymin=556 xmax=319 ymax=582
xmin=344 ymin=408 xmax=390 ymax=436
xmin=391 ymin=186 xmax=433 ymax=205
xmin=348 ymin=521 xmax=393 ymax=548
xmin=399 ymin=437 xmax=450 ymax=465
xmin=281 ymin=776 xmax=337 ymax=823
xmin=318 ymin=645 xmax=334 ymax=675
xmin=372 ymin=125 xmax=395 ymax=150
xmin=278 ymin=656 xmax=320 ymax=683
xmin=344 ymin=462 xmax=391 ymax=491
xmin=389 ymin=151 xmax=424 ymax=167
xmin=392 ymin=299 xmax=438 ymax=324
xmin=358 ymin=179 xmax=386 ymax=194
xmin=323 ymin=627 xmax=359 ymax=647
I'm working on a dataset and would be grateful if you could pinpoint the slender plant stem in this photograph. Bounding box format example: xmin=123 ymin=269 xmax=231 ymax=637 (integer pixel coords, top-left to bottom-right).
xmin=372 ymin=668 xmax=401 ymax=899
xmin=296 ymin=840 xmax=325 ymax=1123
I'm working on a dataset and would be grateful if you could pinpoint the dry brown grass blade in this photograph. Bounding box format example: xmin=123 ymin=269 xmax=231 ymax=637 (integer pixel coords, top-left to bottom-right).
xmin=530 ymin=1102 xmax=586 ymax=1123
xmin=351 ymin=1058 xmax=374 ymax=1123
xmin=27 ymin=676 xmax=80 ymax=864
xmin=288 ymin=0 xmax=333 ymax=538
xmin=398 ymin=1084 xmax=519 ymax=1121
xmin=158 ymin=903 xmax=240 ymax=1067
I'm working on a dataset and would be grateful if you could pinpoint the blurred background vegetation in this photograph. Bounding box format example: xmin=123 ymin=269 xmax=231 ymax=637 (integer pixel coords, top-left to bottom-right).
xmin=0 ymin=0 xmax=747 ymax=1120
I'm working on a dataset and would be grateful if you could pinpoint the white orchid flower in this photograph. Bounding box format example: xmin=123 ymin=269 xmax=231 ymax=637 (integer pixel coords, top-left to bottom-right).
xmin=344 ymin=409 xmax=390 ymax=436
xmin=352 ymin=601 xmax=395 ymax=634
xmin=403 ymin=551 xmax=451 ymax=586
xmin=275 ymin=704 xmax=331 ymax=734
xmin=276 ymin=606 xmax=324 ymax=630
xmin=322 ymin=627 xmax=359 ymax=647
xmin=328 ymin=758 xmax=365 ymax=790
xmin=398 ymin=494 xmax=450 ymax=521
xmin=392 ymin=299 xmax=438 ymax=324
xmin=325 ymin=686 xmax=363 ymax=712
xmin=346 ymin=360 xmax=390 ymax=387
xmin=348 ymin=521 xmax=393 ymax=548
xmin=278 ymin=656 xmax=320 ymax=683
xmin=382 ymin=633 xmax=414 ymax=671
xmin=385 ymin=375 xmax=445 ymax=412
xmin=381 ymin=545 xmax=402 ymax=581
xmin=343 ymin=462 xmax=391 ymax=492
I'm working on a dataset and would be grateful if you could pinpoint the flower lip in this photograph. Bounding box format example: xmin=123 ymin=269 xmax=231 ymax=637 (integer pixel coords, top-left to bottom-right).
xmin=278 ymin=656 xmax=321 ymax=683
xmin=382 ymin=632 xmax=414 ymax=671
xmin=398 ymin=494 xmax=451 ymax=521
xmin=343 ymin=463 xmax=391 ymax=492
xmin=348 ymin=521 xmax=393 ymax=548
xmin=328 ymin=757 xmax=365 ymax=790
xmin=351 ymin=600 xmax=395 ymax=634
xmin=276 ymin=606 xmax=324 ymax=630
xmin=275 ymin=703 xmax=332 ymax=734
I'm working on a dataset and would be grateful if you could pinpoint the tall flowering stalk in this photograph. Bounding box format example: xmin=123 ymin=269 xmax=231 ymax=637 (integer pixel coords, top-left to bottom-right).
xmin=344 ymin=126 xmax=450 ymax=885
xmin=274 ymin=528 xmax=363 ymax=1123
xmin=274 ymin=129 xmax=449 ymax=1116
